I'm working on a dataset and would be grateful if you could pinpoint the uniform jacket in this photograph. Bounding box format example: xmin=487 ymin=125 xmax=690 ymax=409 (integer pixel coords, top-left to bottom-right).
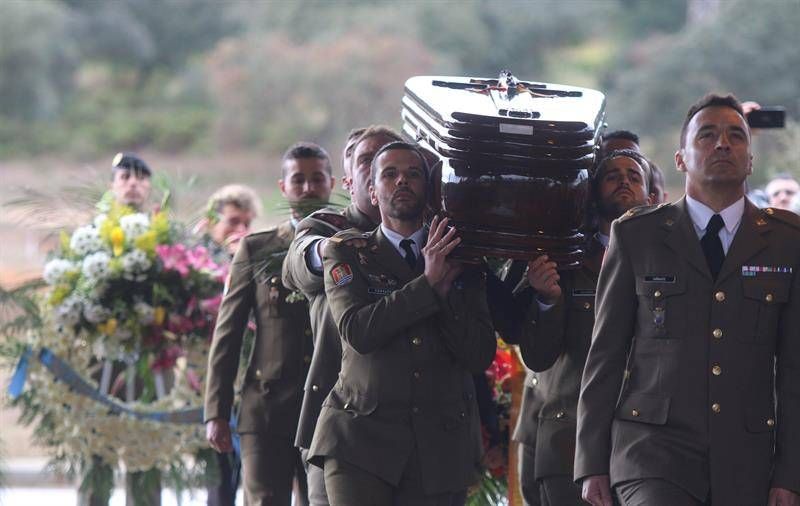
xmin=308 ymin=226 xmax=496 ymax=494
xmin=575 ymin=198 xmax=800 ymax=504
xmin=204 ymin=221 xmax=313 ymax=435
xmin=281 ymin=203 xmax=376 ymax=449
xmin=513 ymin=237 xmax=603 ymax=480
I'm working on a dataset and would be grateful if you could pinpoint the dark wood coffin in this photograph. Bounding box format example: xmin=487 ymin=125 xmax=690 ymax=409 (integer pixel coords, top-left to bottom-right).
xmin=402 ymin=72 xmax=606 ymax=267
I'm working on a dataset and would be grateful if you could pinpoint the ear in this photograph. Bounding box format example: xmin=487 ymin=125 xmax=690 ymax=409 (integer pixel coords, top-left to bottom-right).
xmin=746 ymin=153 xmax=753 ymax=176
xmin=329 ymin=176 xmax=336 ymax=190
xmin=645 ymin=194 xmax=653 ymax=206
xmin=369 ymin=183 xmax=378 ymax=206
xmin=278 ymin=179 xmax=287 ymax=198
xmin=675 ymin=149 xmax=687 ymax=173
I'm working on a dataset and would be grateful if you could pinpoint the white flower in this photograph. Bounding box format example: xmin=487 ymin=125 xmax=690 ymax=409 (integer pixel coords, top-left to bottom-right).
xmin=134 ymin=302 xmax=155 ymax=325
xmin=55 ymin=295 xmax=83 ymax=326
xmin=43 ymin=258 xmax=78 ymax=285
xmin=70 ymin=226 xmax=104 ymax=256
xmin=83 ymin=303 xmax=110 ymax=324
xmin=121 ymin=249 xmax=151 ymax=279
xmin=93 ymin=214 xmax=108 ymax=228
xmin=119 ymin=213 xmax=150 ymax=240
xmin=82 ymin=251 xmax=112 ymax=283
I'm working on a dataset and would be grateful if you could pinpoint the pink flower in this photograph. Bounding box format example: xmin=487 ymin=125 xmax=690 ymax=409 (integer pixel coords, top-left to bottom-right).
xmin=156 ymin=244 xmax=190 ymax=277
xmin=200 ymin=294 xmax=222 ymax=314
xmin=151 ymin=346 xmax=184 ymax=371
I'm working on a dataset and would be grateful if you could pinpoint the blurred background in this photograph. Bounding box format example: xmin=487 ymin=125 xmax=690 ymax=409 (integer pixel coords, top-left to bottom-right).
xmin=1 ymin=0 xmax=799 ymax=480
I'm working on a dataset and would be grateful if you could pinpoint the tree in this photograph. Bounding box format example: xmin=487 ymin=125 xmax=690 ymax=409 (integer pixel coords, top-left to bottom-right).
xmin=0 ymin=0 xmax=79 ymax=120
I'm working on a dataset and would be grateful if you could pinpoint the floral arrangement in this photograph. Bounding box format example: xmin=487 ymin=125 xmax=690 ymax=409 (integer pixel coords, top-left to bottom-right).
xmin=43 ymin=200 xmax=227 ymax=371
xmin=468 ymin=338 xmax=515 ymax=506
xmin=3 ymin=196 xmax=231 ymax=499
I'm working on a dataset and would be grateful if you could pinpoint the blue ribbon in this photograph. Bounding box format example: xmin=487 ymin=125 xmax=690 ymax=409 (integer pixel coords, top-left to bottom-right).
xmin=14 ymin=347 xmax=203 ymax=424
xmin=7 ymin=346 xmax=32 ymax=400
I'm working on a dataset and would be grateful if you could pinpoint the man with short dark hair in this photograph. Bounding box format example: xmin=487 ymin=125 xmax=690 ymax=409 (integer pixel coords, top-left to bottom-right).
xmin=513 ymin=149 xmax=652 ymax=506
xmin=204 ymin=142 xmax=335 ymax=506
xmin=309 ymin=141 xmax=495 ymax=505
xmin=600 ymin=130 xmax=640 ymax=157
xmin=110 ymin=152 xmax=152 ymax=210
xmin=601 ymin=130 xmax=668 ymax=203
xmin=577 ymin=94 xmax=800 ymax=506
xmin=282 ymin=126 xmax=402 ymax=506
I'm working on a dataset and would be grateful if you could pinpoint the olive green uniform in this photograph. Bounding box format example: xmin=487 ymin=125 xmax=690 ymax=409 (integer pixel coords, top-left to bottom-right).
xmin=513 ymin=237 xmax=604 ymax=505
xmin=281 ymin=204 xmax=377 ymax=505
xmin=575 ymin=199 xmax=800 ymax=505
xmin=308 ymin=226 xmax=496 ymax=504
xmin=204 ymin=221 xmax=313 ymax=506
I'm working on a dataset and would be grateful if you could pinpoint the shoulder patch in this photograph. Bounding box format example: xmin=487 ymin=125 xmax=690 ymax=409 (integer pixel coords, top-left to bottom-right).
xmin=330 ymin=263 xmax=354 ymax=286
xmin=617 ymin=203 xmax=669 ymax=224
xmin=762 ymin=207 xmax=800 ymax=230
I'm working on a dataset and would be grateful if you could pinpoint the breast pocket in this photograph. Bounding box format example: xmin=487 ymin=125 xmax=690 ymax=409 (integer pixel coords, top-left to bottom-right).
xmin=258 ymin=274 xmax=285 ymax=318
xmin=635 ymin=275 xmax=687 ymax=339
xmin=740 ymin=277 xmax=791 ymax=343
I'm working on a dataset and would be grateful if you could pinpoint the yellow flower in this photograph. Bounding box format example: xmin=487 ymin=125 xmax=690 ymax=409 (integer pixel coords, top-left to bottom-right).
xmin=153 ymin=306 xmax=166 ymax=326
xmin=134 ymin=230 xmax=157 ymax=255
xmin=60 ymin=231 xmax=72 ymax=255
xmin=49 ymin=285 xmax=71 ymax=305
xmin=110 ymin=227 xmax=125 ymax=256
xmin=97 ymin=318 xmax=118 ymax=336
xmin=151 ymin=212 xmax=170 ymax=241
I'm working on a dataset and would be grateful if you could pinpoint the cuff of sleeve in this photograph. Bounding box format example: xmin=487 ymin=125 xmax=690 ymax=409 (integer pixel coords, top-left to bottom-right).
xmin=203 ymin=403 xmax=230 ymax=424
xmin=304 ymin=239 xmax=324 ymax=275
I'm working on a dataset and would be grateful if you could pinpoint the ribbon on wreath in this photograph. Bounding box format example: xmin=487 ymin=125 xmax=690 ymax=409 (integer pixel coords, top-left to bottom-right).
xmin=7 ymin=346 xmax=203 ymax=424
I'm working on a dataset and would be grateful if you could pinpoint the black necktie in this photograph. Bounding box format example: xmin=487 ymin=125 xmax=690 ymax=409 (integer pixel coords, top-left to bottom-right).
xmin=701 ymin=214 xmax=725 ymax=280
xmin=400 ymin=239 xmax=416 ymax=268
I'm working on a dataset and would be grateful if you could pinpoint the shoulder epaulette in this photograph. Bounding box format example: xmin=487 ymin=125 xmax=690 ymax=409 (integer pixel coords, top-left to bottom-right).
xmin=616 ymin=202 xmax=669 ymax=224
xmin=762 ymin=207 xmax=800 ymax=230
xmin=329 ymin=228 xmax=371 ymax=247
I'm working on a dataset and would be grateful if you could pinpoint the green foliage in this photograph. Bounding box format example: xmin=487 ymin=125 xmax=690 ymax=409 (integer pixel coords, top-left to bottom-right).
xmin=0 ymin=0 xmax=79 ymax=120
xmin=466 ymin=470 xmax=508 ymax=506
xmin=605 ymin=0 xmax=800 ymax=177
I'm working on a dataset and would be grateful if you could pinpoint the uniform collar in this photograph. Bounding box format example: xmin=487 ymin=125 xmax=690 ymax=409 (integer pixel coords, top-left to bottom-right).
xmin=685 ymin=194 xmax=745 ymax=234
xmin=379 ymin=223 xmax=426 ymax=257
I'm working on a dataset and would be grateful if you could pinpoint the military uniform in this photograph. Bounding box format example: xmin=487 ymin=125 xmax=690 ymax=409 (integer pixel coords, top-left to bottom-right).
xmin=204 ymin=221 xmax=313 ymax=506
xmin=281 ymin=204 xmax=376 ymax=505
xmin=308 ymin=226 xmax=496 ymax=504
xmin=512 ymin=236 xmax=604 ymax=506
xmin=575 ymin=198 xmax=800 ymax=505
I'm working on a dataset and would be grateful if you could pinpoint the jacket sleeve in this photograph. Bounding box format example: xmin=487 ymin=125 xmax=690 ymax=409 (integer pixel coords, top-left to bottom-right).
xmin=437 ymin=267 xmax=497 ymax=372
xmin=323 ymin=242 xmax=441 ymax=354
xmin=282 ymin=229 xmax=325 ymax=296
xmin=518 ymin=289 xmax=568 ymax=372
xmin=574 ymin=221 xmax=637 ymax=481
xmin=204 ymin=239 xmax=255 ymax=423
xmin=772 ymin=245 xmax=800 ymax=492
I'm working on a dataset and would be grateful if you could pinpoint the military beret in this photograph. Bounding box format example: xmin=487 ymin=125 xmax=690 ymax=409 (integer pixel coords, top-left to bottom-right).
xmin=111 ymin=152 xmax=151 ymax=176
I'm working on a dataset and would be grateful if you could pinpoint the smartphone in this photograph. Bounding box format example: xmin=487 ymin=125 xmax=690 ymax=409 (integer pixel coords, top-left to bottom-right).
xmin=746 ymin=107 xmax=786 ymax=128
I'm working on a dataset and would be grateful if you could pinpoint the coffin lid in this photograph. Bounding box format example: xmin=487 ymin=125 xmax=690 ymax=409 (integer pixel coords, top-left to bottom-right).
xmin=404 ymin=73 xmax=606 ymax=133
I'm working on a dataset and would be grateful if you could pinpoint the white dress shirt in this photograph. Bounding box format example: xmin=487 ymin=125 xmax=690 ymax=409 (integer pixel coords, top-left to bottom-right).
xmin=685 ymin=195 xmax=745 ymax=255
xmin=380 ymin=224 xmax=426 ymax=261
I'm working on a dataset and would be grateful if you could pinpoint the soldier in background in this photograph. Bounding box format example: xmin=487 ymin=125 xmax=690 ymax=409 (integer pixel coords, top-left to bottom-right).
xmin=204 ymin=142 xmax=334 ymax=506
xmin=109 ymin=152 xmax=152 ymax=211
xmin=577 ymin=94 xmax=800 ymax=506
xmin=310 ymin=141 xmax=496 ymax=505
xmin=601 ymin=129 xmax=668 ymax=203
xmin=282 ymin=125 xmax=402 ymax=505
xmin=512 ymin=149 xmax=652 ymax=505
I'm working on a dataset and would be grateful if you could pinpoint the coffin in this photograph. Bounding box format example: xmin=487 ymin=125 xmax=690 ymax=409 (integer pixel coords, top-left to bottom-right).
xmin=402 ymin=72 xmax=606 ymax=268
